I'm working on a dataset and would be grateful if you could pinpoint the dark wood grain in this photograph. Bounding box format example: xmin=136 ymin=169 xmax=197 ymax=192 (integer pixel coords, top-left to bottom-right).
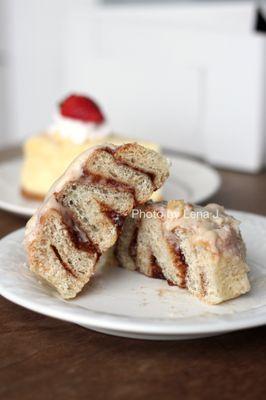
xmin=0 ymin=147 xmax=265 ymax=400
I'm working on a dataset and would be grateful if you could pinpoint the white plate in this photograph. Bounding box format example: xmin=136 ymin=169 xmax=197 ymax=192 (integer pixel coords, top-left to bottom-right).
xmin=0 ymin=210 xmax=265 ymax=340
xmin=0 ymin=154 xmax=220 ymax=217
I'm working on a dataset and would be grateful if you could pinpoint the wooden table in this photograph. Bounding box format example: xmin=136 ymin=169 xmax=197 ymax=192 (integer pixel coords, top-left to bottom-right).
xmin=0 ymin=157 xmax=266 ymax=400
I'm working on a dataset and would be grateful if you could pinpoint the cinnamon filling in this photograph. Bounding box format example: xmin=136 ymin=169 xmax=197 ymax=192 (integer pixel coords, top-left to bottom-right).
xmin=168 ymin=243 xmax=188 ymax=288
xmin=82 ymin=171 xmax=137 ymax=203
xmin=50 ymin=245 xmax=77 ymax=277
xmin=55 ymin=195 xmax=124 ymax=257
xmin=101 ymin=147 xmax=156 ymax=188
xmin=66 ymin=220 xmax=100 ymax=256
xmin=150 ymin=255 xmax=165 ymax=280
xmin=167 ymin=280 xmax=176 ymax=286
xmin=55 ymin=175 xmax=128 ymax=255
xmin=101 ymin=146 xmax=116 ymax=156
xmin=99 ymin=203 xmax=126 ymax=234
xmin=129 ymin=225 xmax=139 ymax=263
xmin=55 ymin=206 xmax=101 ymax=257
xmin=115 ymin=160 xmax=156 ymax=189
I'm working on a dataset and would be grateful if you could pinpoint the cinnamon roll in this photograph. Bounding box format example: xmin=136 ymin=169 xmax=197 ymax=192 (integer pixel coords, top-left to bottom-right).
xmin=24 ymin=143 xmax=169 ymax=299
xmin=116 ymin=200 xmax=250 ymax=304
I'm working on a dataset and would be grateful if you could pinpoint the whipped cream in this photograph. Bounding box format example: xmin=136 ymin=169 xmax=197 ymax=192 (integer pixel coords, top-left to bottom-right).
xmin=48 ymin=112 xmax=111 ymax=144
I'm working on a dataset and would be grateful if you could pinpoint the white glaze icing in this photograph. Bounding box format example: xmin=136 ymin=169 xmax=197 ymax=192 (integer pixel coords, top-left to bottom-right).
xmin=162 ymin=201 xmax=243 ymax=257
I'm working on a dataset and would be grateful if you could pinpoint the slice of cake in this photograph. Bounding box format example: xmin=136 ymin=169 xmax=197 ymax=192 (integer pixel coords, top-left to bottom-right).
xmin=24 ymin=143 xmax=169 ymax=299
xmin=21 ymin=93 xmax=162 ymax=201
xmin=115 ymin=200 xmax=250 ymax=304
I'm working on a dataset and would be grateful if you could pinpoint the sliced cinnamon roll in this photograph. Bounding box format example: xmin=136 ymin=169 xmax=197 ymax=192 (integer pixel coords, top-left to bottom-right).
xmin=116 ymin=200 xmax=250 ymax=304
xmin=24 ymin=143 xmax=169 ymax=299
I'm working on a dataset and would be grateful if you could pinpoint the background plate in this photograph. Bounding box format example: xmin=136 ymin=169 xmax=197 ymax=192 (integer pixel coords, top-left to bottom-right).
xmin=0 ymin=152 xmax=220 ymax=217
xmin=0 ymin=210 xmax=265 ymax=340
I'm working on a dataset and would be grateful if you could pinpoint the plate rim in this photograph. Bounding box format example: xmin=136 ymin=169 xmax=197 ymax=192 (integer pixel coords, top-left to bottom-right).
xmin=0 ymin=210 xmax=265 ymax=336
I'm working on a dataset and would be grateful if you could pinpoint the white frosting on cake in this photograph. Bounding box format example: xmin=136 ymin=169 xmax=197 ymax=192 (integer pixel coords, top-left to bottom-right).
xmin=48 ymin=112 xmax=111 ymax=144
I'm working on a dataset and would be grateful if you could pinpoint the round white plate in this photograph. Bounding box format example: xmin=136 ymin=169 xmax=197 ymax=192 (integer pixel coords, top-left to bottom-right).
xmin=0 ymin=210 xmax=265 ymax=340
xmin=0 ymin=154 xmax=220 ymax=217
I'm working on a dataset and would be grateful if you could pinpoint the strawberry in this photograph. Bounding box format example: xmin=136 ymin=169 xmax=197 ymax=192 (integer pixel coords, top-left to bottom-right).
xmin=60 ymin=94 xmax=105 ymax=123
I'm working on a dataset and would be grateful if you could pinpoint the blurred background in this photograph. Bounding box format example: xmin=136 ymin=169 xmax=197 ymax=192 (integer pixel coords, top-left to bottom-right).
xmin=0 ymin=0 xmax=265 ymax=172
